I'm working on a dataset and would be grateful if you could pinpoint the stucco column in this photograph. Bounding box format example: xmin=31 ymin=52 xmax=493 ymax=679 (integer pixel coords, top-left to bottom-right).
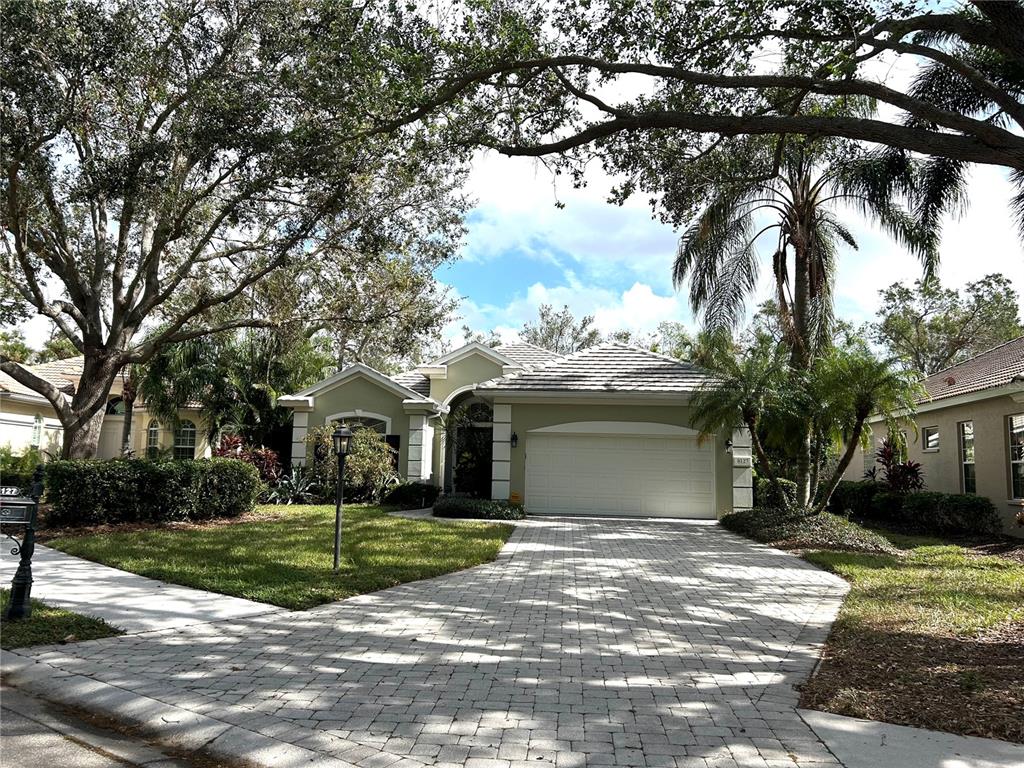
xmin=291 ymin=411 xmax=309 ymax=467
xmin=731 ymin=428 xmax=753 ymax=511
xmin=407 ymin=413 xmax=434 ymax=482
xmin=491 ymin=403 xmax=511 ymax=500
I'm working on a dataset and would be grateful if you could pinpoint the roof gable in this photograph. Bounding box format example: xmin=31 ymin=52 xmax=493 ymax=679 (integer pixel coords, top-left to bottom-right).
xmin=294 ymin=363 xmax=432 ymax=402
xmin=476 ymin=342 xmax=713 ymax=394
xmin=424 ymin=342 xmax=521 ymax=369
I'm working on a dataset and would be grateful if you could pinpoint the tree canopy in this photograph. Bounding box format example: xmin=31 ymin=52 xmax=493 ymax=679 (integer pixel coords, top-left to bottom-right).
xmin=520 ymin=303 xmax=601 ymax=354
xmin=1 ymin=0 xmax=465 ymax=457
xmin=873 ymin=273 xmax=1023 ymax=374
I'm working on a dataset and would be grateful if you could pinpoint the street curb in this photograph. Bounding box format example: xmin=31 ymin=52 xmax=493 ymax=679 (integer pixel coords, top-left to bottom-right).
xmin=1 ymin=650 xmax=413 ymax=768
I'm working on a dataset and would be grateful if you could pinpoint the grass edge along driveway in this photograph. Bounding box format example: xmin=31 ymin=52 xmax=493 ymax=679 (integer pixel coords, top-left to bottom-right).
xmin=48 ymin=505 xmax=514 ymax=611
xmin=1 ymin=589 xmax=123 ymax=649
xmin=799 ymin=533 xmax=1024 ymax=745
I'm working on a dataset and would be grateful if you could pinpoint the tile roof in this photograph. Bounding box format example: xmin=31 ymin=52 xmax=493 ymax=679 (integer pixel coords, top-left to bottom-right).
xmin=30 ymin=355 xmax=85 ymax=381
xmin=0 ymin=370 xmax=49 ymax=401
xmin=921 ymin=335 xmax=1024 ymax=402
xmin=477 ymin=342 xmax=713 ymax=394
xmin=389 ymin=370 xmax=432 ymax=397
xmin=494 ymin=342 xmax=563 ymax=368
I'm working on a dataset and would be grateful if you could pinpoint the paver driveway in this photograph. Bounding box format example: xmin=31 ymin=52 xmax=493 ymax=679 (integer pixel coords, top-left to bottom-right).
xmin=17 ymin=518 xmax=848 ymax=768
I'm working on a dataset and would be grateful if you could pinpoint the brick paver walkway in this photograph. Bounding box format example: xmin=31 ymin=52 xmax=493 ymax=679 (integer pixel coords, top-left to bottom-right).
xmin=16 ymin=518 xmax=848 ymax=767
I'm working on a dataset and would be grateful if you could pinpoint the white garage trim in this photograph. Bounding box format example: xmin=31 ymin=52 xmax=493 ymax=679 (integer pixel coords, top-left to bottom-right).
xmin=526 ymin=430 xmax=716 ymax=519
xmin=529 ymin=421 xmax=700 ymax=437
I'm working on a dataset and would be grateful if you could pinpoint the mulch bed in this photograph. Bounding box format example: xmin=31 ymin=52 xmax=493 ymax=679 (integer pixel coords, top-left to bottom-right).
xmin=799 ymin=623 xmax=1024 ymax=744
xmin=969 ymin=539 xmax=1024 ymax=565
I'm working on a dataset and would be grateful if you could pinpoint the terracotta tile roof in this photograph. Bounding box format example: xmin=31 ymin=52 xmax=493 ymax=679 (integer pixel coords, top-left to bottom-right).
xmin=921 ymin=336 xmax=1024 ymax=402
xmin=477 ymin=342 xmax=713 ymax=394
xmin=495 ymin=342 xmax=563 ymax=368
xmin=389 ymin=370 xmax=431 ymax=397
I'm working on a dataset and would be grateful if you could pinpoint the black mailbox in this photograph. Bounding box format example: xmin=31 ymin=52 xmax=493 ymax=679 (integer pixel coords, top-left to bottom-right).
xmin=0 ymin=494 xmax=37 ymax=525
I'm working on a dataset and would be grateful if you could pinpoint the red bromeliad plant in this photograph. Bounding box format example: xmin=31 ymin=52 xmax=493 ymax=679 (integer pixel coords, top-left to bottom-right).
xmin=214 ymin=435 xmax=281 ymax=485
xmin=866 ymin=437 xmax=924 ymax=493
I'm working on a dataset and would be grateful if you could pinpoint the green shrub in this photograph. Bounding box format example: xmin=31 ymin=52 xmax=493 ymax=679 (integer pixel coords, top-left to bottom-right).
xmin=383 ymin=482 xmax=441 ymax=509
xmin=871 ymin=491 xmax=905 ymax=521
xmin=829 ymin=480 xmax=883 ymax=518
xmin=720 ymin=507 xmax=898 ymax=554
xmin=0 ymin=446 xmax=43 ymax=491
xmin=433 ymin=497 xmax=526 ymax=520
xmin=44 ymin=458 xmax=261 ymax=527
xmin=899 ymin=491 xmax=1001 ymax=536
xmin=304 ymin=426 xmax=398 ymax=502
xmin=754 ymin=477 xmax=797 ymax=508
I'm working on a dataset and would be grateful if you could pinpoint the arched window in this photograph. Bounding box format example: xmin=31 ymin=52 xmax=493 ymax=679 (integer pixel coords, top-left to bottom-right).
xmin=31 ymin=414 xmax=44 ymax=448
xmin=106 ymin=397 xmax=125 ymax=415
xmin=173 ymin=420 xmax=197 ymax=460
xmin=147 ymin=419 xmax=161 ymax=458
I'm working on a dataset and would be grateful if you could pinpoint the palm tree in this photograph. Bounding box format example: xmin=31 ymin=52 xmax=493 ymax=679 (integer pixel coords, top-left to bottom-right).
xmin=806 ymin=347 xmax=923 ymax=514
xmin=689 ymin=332 xmax=792 ymax=490
xmin=674 ymin=137 xmax=935 ymax=506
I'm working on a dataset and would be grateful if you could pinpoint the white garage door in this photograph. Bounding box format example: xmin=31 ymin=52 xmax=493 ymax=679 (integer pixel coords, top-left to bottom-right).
xmin=525 ymin=431 xmax=716 ymax=518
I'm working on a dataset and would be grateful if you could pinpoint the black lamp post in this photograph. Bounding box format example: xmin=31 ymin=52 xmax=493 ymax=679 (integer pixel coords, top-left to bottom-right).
xmin=332 ymin=424 xmax=354 ymax=572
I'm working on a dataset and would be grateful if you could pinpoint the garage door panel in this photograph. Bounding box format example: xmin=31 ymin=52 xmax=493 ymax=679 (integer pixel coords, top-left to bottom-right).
xmin=525 ymin=431 xmax=716 ymax=519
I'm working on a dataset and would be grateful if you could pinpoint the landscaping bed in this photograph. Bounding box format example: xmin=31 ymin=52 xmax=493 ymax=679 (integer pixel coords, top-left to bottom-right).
xmin=800 ymin=537 xmax=1024 ymax=743
xmin=720 ymin=507 xmax=898 ymax=554
xmin=46 ymin=505 xmax=513 ymax=610
xmin=0 ymin=590 xmax=122 ymax=649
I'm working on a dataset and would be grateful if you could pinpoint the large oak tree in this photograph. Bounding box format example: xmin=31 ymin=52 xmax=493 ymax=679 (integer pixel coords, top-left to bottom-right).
xmin=1 ymin=0 xmax=461 ymax=457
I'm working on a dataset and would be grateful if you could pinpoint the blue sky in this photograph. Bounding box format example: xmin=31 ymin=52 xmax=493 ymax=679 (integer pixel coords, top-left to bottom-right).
xmin=439 ymin=152 xmax=1024 ymax=344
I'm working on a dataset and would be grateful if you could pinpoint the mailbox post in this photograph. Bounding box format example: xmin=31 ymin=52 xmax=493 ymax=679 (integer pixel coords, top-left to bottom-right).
xmin=2 ymin=465 xmax=43 ymax=620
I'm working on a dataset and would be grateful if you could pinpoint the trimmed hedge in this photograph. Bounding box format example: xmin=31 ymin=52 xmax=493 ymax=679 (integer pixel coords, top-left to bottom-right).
xmin=720 ymin=507 xmax=898 ymax=554
xmin=828 ymin=480 xmax=1001 ymax=536
xmin=45 ymin=458 xmax=262 ymax=526
xmin=754 ymin=477 xmax=797 ymax=508
xmin=432 ymin=497 xmax=526 ymax=520
xmin=383 ymin=482 xmax=441 ymax=509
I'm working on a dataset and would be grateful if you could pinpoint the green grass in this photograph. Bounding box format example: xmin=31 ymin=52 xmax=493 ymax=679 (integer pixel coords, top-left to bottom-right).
xmin=48 ymin=505 xmax=514 ymax=610
xmin=803 ymin=536 xmax=1024 ymax=636
xmin=1 ymin=589 xmax=122 ymax=649
xmin=800 ymin=533 xmax=1024 ymax=742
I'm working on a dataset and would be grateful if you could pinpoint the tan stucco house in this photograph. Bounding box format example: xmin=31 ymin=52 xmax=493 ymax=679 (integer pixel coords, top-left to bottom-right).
xmin=0 ymin=356 xmax=212 ymax=460
xmin=280 ymin=341 xmax=751 ymax=519
xmin=843 ymin=336 xmax=1024 ymax=536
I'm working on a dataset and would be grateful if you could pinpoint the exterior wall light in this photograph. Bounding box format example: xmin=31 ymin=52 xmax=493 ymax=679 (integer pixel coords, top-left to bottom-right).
xmin=510 ymin=432 xmax=518 ymax=448
xmin=725 ymin=438 xmax=733 ymax=454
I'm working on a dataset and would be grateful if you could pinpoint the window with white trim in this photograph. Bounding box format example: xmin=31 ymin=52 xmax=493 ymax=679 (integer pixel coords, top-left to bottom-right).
xmin=922 ymin=426 xmax=940 ymax=451
xmin=173 ymin=420 xmax=197 ymax=460
xmin=1010 ymin=415 xmax=1024 ymax=499
xmin=958 ymin=421 xmax=975 ymax=495
xmin=147 ymin=420 xmax=161 ymax=458
xmin=31 ymin=414 xmax=43 ymax=448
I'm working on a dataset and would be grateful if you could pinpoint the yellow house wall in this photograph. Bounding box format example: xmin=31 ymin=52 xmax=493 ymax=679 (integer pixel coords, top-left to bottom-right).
xmin=843 ymin=393 xmax=1024 ymax=536
xmin=505 ymin=402 xmax=735 ymax=518
xmin=429 ymin=354 xmax=505 ymax=404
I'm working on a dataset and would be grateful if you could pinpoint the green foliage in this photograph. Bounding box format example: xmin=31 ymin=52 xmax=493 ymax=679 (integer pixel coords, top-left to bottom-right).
xmin=829 ymin=480 xmax=883 ymax=518
xmin=50 ymin=506 xmax=513 ymax=610
xmin=899 ymin=492 xmax=1002 ymax=537
xmin=383 ymin=482 xmax=441 ymax=509
xmin=263 ymin=466 xmax=324 ymax=505
xmin=44 ymin=458 xmax=261 ymax=526
xmin=0 ymin=446 xmax=42 ymax=490
xmin=754 ymin=477 xmax=796 ymax=508
xmin=433 ymin=497 xmax=526 ymax=520
xmin=0 ymin=329 xmax=32 ymax=363
xmin=304 ymin=426 xmax=399 ymax=503
xmin=0 ymin=590 xmax=122 ymax=649
xmin=873 ymin=274 xmax=1022 ymax=375
xmin=520 ymin=304 xmax=600 ymax=355
xmin=720 ymin=507 xmax=898 ymax=554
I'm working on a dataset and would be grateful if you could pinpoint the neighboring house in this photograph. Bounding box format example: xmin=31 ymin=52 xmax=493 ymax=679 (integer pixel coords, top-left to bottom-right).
xmin=0 ymin=356 xmax=212 ymax=460
xmin=843 ymin=336 xmax=1024 ymax=536
xmin=280 ymin=340 xmax=751 ymax=519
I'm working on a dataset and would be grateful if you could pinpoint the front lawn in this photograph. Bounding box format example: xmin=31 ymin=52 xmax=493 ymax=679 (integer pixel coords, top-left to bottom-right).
xmin=0 ymin=589 xmax=123 ymax=649
xmin=48 ymin=505 xmax=513 ymax=610
xmin=800 ymin=535 xmax=1024 ymax=743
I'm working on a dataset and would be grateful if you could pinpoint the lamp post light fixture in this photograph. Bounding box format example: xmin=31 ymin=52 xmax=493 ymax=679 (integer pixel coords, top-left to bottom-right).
xmin=332 ymin=424 xmax=354 ymax=572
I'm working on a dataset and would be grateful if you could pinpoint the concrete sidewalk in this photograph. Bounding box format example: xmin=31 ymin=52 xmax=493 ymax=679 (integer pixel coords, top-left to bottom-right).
xmin=801 ymin=709 xmax=1024 ymax=768
xmin=0 ymin=545 xmax=278 ymax=633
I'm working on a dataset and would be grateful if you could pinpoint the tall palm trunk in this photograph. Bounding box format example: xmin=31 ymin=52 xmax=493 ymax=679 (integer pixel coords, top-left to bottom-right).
xmin=788 ymin=175 xmax=815 ymax=509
